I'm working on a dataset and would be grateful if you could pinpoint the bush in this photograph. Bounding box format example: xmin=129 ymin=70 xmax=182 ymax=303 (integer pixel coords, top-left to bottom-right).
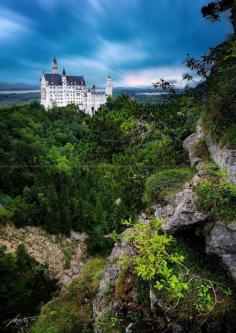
xmin=125 ymin=218 xmax=233 ymax=319
xmin=30 ymin=300 xmax=81 ymax=333
xmin=96 ymin=308 xmax=120 ymax=333
xmin=196 ymin=176 xmax=236 ymax=223
xmin=30 ymin=258 xmax=105 ymax=333
xmin=143 ymin=167 xmax=195 ymax=204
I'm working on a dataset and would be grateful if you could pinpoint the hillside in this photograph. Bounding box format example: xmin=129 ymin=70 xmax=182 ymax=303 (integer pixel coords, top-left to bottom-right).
xmin=0 ymin=2 xmax=236 ymax=333
xmin=0 ymin=82 xmax=39 ymax=91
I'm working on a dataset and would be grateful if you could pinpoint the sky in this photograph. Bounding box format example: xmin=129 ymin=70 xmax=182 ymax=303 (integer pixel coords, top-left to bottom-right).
xmin=0 ymin=0 xmax=233 ymax=87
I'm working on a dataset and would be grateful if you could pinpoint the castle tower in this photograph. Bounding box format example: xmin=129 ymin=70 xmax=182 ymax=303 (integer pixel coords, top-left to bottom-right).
xmin=62 ymin=68 xmax=66 ymax=84
xmin=106 ymin=75 xmax=113 ymax=97
xmin=51 ymin=56 xmax=58 ymax=74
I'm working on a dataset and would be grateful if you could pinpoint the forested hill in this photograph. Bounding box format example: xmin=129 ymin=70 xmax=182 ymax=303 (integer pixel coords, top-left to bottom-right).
xmin=1 ymin=3 xmax=236 ymax=331
xmin=0 ymin=96 xmax=196 ymax=252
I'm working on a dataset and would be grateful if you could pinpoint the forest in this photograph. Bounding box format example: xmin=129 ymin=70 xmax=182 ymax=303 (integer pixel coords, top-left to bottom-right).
xmin=0 ymin=1 xmax=236 ymax=332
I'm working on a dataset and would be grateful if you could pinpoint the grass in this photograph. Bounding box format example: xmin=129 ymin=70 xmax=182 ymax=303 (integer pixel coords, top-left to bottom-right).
xmin=195 ymin=164 xmax=236 ymax=223
xmin=30 ymin=257 xmax=105 ymax=333
xmin=143 ymin=167 xmax=196 ymax=204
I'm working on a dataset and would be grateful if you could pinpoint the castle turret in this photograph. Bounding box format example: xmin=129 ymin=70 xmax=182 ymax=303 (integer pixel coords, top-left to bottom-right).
xmin=62 ymin=68 xmax=66 ymax=85
xmin=51 ymin=56 xmax=58 ymax=74
xmin=106 ymin=75 xmax=113 ymax=97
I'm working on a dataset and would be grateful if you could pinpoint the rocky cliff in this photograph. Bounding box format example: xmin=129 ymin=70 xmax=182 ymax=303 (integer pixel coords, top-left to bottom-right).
xmin=0 ymin=224 xmax=87 ymax=284
xmin=93 ymin=131 xmax=236 ymax=333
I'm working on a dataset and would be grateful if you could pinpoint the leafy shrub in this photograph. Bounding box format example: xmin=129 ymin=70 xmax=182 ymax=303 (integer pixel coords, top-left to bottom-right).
xmin=124 ymin=218 xmax=232 ymax=318
xmin=30 ymin=301 xmax=81 ymax=333
xmin=143 ymin=168 xmax=195 ymax=204
xmin=96 ymin=308 xmax=120 ymax=333
xmin=0 ymin=195 xmax=14 ymax=223
xmin=30 ymin=258 xmax=105 ymax=333
xmin=0 ymin=207 xmax=13 ymax=222
xmin=196 ymin=176 xmax=236 ymax=223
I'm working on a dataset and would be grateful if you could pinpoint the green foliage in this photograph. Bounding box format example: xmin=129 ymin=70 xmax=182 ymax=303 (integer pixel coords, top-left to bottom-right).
xmin=30 ymin=301 xmax=81 ymax=333
xmin=125 ymin=218 xmax=232 ymax=317
xmin=0 ymin=245 xmax=56 ymax=332
xmin=196 ymin=169 xmax=236 ymax=222
xmin=143 ymin=167 xmax=195 ymax=204
xmin=0 ymin=207 xmax=13 ymax=221
xmin=193 ymin=139 xmax=211 ymax=162
xmin=30 ymin=258 xmax=105 ymax=333
xmin=96 ymin=308 xmax=120 ymax=333
xmin=198 ymin=36 xmax=236 ymax=148
xmin=0 ymin=96 xmax=195 ymax=252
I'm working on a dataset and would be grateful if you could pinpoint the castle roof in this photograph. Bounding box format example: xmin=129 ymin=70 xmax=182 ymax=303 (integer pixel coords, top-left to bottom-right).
xmin=43 ymin=73 xmax=86 ymax=86
xmin=52 ymin=56 xmax=57 ymax=65
xmin=44 ymin=74 xmax=62 ymax=85
xmin=66 ymin=75 xmax=86 ymax=86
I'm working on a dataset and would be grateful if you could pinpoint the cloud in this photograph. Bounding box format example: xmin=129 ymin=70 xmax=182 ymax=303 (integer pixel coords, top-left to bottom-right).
xmin=60 ymin=39 xmax=150 ymax=84
xmin=98 ymin=39 xmax=150 ymax=64
xmin=62 ymin=57 xmax=108 ymax=72
xmin=0 ymin=8 xmax=31 ymax=41
xmin=116 ymin=66 xmax=192 ymax=88
xmin=37 ymin=0 xmax=57 ymax=11
xmin=88 ymin=0 xmax=105 ymax=13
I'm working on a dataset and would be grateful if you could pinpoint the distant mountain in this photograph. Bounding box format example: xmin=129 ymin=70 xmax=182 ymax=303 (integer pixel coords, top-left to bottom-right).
xmin=113 ymin=86 xmax=183 ymax=96
xmin=0 ymin=82 xmax=39 ymax=91
xmin=113 ymin=86 xmax=158 ymax=97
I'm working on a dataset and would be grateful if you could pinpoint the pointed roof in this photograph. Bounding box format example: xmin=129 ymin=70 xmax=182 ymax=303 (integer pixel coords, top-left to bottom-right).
xmin=52 ymin=56 xmax=57 ymax=65
xmin=44 ymin=73 xmax=86 ymax=86
xmin=62 ymin=68 xmax=66 ymax=76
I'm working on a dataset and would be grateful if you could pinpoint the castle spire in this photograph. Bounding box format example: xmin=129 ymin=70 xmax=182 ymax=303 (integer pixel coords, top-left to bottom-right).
xmin=106 ymin=75 xmax=113 ymax=97
xmin=62 ymin=67 xmax=66 ymax=76
xmin=51 ymin=56 xmax=58 ymax=74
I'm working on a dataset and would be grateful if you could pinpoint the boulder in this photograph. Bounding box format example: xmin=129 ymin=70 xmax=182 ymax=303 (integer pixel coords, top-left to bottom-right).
xmin=205 ymin=136 xmax=236 ymax=184
xmin=154 ymin=175 xmax=209 ymax=233
xmin=183 ymin=133 xmax=202 ymax=169
xmin=206 ymin=221 xmax=236 ymax=281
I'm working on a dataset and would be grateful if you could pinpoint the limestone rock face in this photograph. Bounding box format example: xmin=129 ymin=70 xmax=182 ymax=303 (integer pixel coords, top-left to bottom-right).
xmin=0 ymin=224 xmax=87 ymax=284
xmin=93 ymin=229 xmax=134 ymax=333
xmin=94 ymin=229 xmax=186 ymax=332
xmin=206 ymin=221 xmax=236 ymax=281
xmin=184 ymin=130 xmax=236 ymax=184
xmin=183 ymin=132 xmax=236 ymax=282
xmin=154 ymin=175 xmax=209 ymax=233
xmin=183 ymin=133 xmax=202 ymax=169
xmin=206 ymin=136 xmax=236 ymax=184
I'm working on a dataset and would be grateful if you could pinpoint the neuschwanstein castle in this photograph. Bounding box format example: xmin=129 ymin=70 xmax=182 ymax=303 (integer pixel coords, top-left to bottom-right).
xmin=40 ymin=57 xmax=113 ymax=115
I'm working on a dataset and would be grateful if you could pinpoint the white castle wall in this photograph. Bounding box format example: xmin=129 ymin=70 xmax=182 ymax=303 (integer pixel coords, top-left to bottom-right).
xmin=40 ymin=59 xmax=112 ymax=114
